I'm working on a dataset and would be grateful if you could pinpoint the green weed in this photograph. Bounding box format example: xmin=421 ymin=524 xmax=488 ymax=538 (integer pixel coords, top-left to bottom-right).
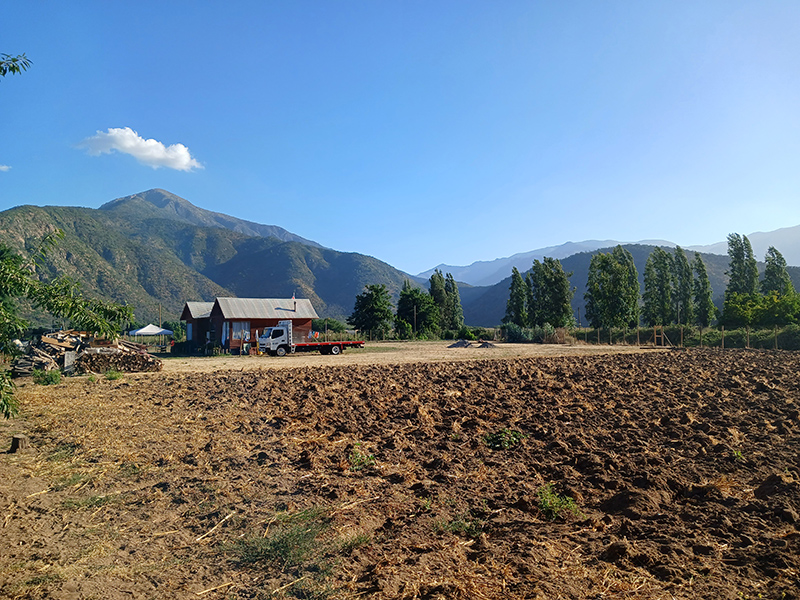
xmin=104 ymin=369 xmax=123 ymax=380
xmin=434 ymin=513 xmax=484 ymax=538
xmin=484 ymin=428 xmax=526 ymax=450
xmin=349 ymin=443 xmax=375 ymax=471
xmin=537 ymin=484 xmax=582 ymax=521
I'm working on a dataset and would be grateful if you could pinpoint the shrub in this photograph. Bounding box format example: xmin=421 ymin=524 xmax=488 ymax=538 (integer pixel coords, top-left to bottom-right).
xmin=32 ymin=369 xmax=61 ymax=386
xmin=502 ymin=323 xmax=557 ymax=343
xmin=104 ymin=370 xmax=123 ymax=381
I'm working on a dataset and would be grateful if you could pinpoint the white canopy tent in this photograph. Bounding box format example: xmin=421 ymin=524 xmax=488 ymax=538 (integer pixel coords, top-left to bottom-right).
xmin=128 ymin=324 xmax=173 ymax=336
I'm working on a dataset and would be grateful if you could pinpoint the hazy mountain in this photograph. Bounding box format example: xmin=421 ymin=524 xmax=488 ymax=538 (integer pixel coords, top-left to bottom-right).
xmin=689 ymin=224 xmax=800 ymax=267
xmin=460 ymin=244 xmax=800 ymax=327
xmin=420 ymin=239 xmax=676 ymax=287
xmin=0 ymin=191 xmax=420 ymax=326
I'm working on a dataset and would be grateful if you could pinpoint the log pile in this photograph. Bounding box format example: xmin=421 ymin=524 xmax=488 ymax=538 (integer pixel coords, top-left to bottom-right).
xmin=10 ymin=331 xmax=163 ymax=377
xmin=75 ymin=347 xmax=162 ymax=373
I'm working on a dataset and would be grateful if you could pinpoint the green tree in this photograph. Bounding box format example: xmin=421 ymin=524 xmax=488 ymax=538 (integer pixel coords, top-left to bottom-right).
xmin=312 ymin=317 xmax=347 ymax=333
xmin=641 ymin=247 xmax=673 ymax=326
xmin=722 ymin=233 xmax=760 ymax=327
xmin=503 ymin=267 xmax=528 ymax=327
xmin=672 ymin=246 xmax=694 ymax=325
xmin=725 ymin=233 xmax=759 ymax=297
xmin=1 ymin=237 xmax=132 ymax=418
xmin=396 ymin=280 xmax=439 ymax=337
xmin=584 ymin=246 xmax=639 ymax=330
xmin=526 ymin=257 xmax=574 ymax=328
xmin=444 ymin=273 xmax=464 ymax=330
xmin=761 ymin=246 xmax=794 ymax=296
xmin=692 ymin=253 xmax=717 ymax=327
xmin=347 ymin=284 xmax=393 ymax=336
xmin=0 ymin=53 xmax=31 ymax=78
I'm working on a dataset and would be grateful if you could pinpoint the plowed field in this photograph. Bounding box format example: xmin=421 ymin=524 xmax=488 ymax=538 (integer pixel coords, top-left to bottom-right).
xmin=1 ymin=345 xmax=799 ymax=600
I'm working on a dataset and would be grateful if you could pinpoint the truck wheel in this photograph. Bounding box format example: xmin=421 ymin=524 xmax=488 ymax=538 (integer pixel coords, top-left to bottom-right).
xmin=276 ymin=346 xmax=287 ymax=357
xmin=330 ymin=345 xmax=341 ymax=355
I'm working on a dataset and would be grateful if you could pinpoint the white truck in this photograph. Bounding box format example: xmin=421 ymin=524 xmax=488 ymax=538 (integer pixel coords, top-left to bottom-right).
xmin=257 ymin=320 xmax=365 ymax=357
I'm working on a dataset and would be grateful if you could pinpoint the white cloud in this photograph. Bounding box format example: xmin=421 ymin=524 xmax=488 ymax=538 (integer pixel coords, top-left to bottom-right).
xmin=79 ymin=127 xmax=203 ymax=171
xmin=0 ymin=165 xmax=11 ymax=172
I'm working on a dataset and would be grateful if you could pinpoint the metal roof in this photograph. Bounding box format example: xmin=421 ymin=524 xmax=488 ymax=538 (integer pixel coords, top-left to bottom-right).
xmin=212 ymin=297 xmax=319 ymax=320
xmin=181 ymin=302 xmax=215 ymax=320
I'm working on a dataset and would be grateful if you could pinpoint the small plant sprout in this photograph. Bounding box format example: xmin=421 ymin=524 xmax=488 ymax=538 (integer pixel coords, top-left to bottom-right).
xmin=349 ymin=443 xmax=376 ymax=471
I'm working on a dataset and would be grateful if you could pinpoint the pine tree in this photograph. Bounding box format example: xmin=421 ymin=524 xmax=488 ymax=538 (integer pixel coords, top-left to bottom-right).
xmin=693 ymin=253 xmax=716 ymax=327
xmin=503 ymin=267 xmax=528 ymax=327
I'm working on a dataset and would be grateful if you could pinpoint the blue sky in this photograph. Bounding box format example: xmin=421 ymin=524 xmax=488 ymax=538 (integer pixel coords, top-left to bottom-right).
xmin=3 ymin=1 xmax=800 ymax=275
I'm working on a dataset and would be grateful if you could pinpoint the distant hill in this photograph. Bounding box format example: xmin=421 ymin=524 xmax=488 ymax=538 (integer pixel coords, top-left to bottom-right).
xmin=420 ymin=239 xmax=677 ymax=287
xmin=460 ymin=244 xmax=800 ymax=327
xmin=689 ymin=224 xmax=800 ymax=267
xmin=0 ymin=190 xmax=421 ymax=326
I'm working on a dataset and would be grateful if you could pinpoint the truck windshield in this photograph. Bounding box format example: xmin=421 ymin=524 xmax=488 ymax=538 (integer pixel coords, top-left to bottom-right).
xmin=271 ymin=329 xmax=283 ymax=339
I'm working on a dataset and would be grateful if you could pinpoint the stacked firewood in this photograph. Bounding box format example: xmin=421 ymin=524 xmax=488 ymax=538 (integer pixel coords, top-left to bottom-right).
xmin=10 ymin=331 xmax=163 ymax=376
xmin=75 ymin=347 xmax=162 ymax=373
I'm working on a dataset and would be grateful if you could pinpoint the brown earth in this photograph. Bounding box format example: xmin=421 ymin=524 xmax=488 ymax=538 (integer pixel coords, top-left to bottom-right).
xmin=1 ymin=344 xmax=799 ymax=600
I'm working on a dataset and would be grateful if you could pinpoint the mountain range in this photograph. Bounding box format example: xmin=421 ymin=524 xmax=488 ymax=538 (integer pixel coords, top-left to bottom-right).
xmin=422 ymin=228 xmax=800 ymax=288
xmin=1 ymin=188 xmax=798 ymax=328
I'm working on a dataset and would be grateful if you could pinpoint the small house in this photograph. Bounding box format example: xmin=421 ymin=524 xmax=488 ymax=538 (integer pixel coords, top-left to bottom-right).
xmin=180 ymin=297 xmax=319 ymax=353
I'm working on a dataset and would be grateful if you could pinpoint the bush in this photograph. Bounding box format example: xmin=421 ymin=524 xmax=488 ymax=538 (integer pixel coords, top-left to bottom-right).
xmin=33 ymin=369 xmax=61 ymax=386
xmin=502 ymin=323 xmax=557 ymax=343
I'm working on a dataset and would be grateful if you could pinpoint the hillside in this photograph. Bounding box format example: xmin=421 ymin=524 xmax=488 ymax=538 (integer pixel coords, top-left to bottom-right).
xmin=0 ymin=191 xmax=420 ymax=326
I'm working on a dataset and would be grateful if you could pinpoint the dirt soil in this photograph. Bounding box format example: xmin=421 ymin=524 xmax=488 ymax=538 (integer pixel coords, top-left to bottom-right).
xmin=1 ymin=344 xmax=799 ymax=600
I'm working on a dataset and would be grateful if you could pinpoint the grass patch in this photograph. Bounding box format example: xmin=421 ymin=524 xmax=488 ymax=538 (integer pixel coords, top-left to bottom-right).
xmin=229 ymin=507 xmax=331 ymax=569
xmin=32 ymin=368 xmax=61 ymax=386
xmin=46 ymin=442 xmax=79 ymax=462
xmin=537 ymin=484 xmax=582 ymax=521
xmin=104 ymin=369 xmax=124 ymax=381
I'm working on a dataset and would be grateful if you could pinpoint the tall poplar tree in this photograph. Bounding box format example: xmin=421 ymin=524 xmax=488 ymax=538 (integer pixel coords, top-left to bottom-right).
xmin=642 ymin=247 xmax=673 ymax=326
xmin=526 ymin=257 xmax=574 ymax=327
xmin=503 ymin=267 xmax=528 ymax=327
xmin=584 ymin=246 xmax=639 ymax=329
xmin=673 ymin=246 xmax=694 ymax=325
xmin=444 ymin=273 xmax=464 ymax=330
xmin=693 ymin=253 xmax=717 ymax=327
xmin=761 ymin=246 xmax=794 ymax=296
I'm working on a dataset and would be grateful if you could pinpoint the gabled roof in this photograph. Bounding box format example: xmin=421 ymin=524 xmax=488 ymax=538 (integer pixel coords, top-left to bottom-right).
xmin=210 ymin=297 xmax=319 ymax=320
xmin=180 ymin=302 xmax=215 ymax=321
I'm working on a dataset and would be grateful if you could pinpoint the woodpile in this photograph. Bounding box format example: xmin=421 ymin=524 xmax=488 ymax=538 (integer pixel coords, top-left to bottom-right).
xmin=75 ymin=347 xmax=162 ymax=373
xmin=10 ymin=330 xmax=163 ymax=377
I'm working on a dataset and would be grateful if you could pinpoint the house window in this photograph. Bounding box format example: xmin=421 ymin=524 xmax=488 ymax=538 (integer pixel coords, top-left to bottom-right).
xmin=232 ymin=321 xmax=250 ymax=341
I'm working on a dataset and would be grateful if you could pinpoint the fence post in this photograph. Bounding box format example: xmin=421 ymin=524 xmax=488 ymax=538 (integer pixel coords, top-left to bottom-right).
xmin=775 ymin=325 xmax=778 ymax=350
xmin=721 ymin=326 xmax=725 ymax=349
xmin=746 ymin=326 xmax=750 ymax=349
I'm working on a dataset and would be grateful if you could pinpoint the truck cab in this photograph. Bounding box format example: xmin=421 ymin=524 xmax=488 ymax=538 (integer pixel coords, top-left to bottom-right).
xmin=258 ymin=320 xmax=293 ymax=356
